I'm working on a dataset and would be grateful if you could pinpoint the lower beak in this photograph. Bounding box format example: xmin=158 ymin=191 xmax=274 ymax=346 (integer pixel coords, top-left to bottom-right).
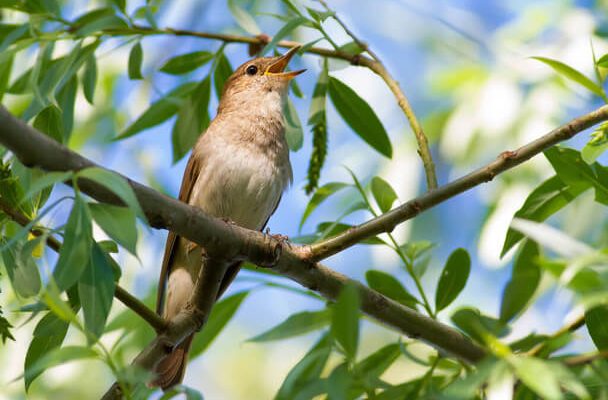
xmin=265 ymin=45 xmax=306 ymax=80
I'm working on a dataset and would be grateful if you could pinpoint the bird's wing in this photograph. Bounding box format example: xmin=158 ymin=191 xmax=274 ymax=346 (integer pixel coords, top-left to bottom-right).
xmin=155 ymin=153 xmax=202 ymax=314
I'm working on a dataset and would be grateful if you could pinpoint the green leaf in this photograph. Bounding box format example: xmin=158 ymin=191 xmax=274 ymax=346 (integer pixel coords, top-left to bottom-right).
xmin=275 ymin=333 xmax=331 ymax=400
xmin=159 ymin=51 xmax=214 ymax=75
xmin=77 ymin=167 xmax=146 ymax=222
xmin=23 ymin=171 xmax=72 ymax=201
xmin=0 ymin=51 xmax=13 ymax=102
xmin=586 ymin=305 xmax=608 ymax=350
xmin=500 ymin=241 xmax=540 ymax=322
xmin=0 ymin=307 xmax=14 ymax=344
xmin=73 ymin=8 xmax=127 ymax=37
xmin=24 ymin=313 xmax=69 ymax=390
xmin=171 ymin=77 xmax=211 ymax=162
xmin=328 ymin=77 xmax=392 ymax=158
xmin=326 ymin=362 xmax=352 ymax=400
xmin=33 ymin=105 xmax=64 ymax=143
xmin=249 ymin=309 xmax=331 ymax=342
xmin=213 ymin=52 xmax=233 ymax=98
xmin=53 ymin=195 xmax=92 ymax=291
xmin=117 ymin=82 xmax=198 ymax=140
xmin=57 ymin=75 xmax=78 ymax=140
xmin=331 ymin=284 xmax=360 ymax=360
xmin=1 ymin=239 xmax=42 ymax=297
xmin=82 ymin=53 xmax=97 ymax=104
xmin=435 ymin=248 xmax=471 ymax=312
xmin=89 ymin=203 xmax=137 ymax=256
xmin=284 ymin=97 xmax=303 ymax=151
xmin=128 ymin=41 xmax=143 ymax=80
xmin=354 ymin=343 xmax=400 ymax=378
xmin=262 ymin=17 xmax=308 ymax=55
xmin=452 ymin=307 xmax=509 ymax=343
xmin=510 ymin=356 xmax=563 ymax=400
xmin=545 ymin=147 xmax=608 ymax=206
xmin=227 ymin=0 xmax=261 ymax=35
xmin=189 ymin=291 xmax=248 ymax=358
xmin=24 ymin=346 xmax=98 ymax=386
xmin=78 ymin=242 xmax=115 ymax=341
xmin=501 ymin=175 xmax=590 ymax=256
xmin=159 ymin=385 xmax=204 ymax=400
xmin=532 ymin=56 xmax=606 ymax=99
xmin=371 ymin=176 xmax=397 ymax=213
xmin=365 ymin=270 xmax=418 ymax=309
xmin=300 ymin=182 xmax=349 ymax=230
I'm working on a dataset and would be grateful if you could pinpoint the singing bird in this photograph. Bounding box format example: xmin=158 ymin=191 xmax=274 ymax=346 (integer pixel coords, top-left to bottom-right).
xmin=152 ymin=46 xmax=305 ymax=389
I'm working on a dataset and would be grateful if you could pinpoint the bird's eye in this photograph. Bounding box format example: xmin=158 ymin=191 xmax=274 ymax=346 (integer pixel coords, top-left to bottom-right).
xmin=246 ymin=65 xmax=258 ymax=75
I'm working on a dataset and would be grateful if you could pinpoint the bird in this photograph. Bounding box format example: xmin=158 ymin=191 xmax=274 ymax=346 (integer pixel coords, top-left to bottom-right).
xmin=151 ymin=46 xmax=305 ymax=389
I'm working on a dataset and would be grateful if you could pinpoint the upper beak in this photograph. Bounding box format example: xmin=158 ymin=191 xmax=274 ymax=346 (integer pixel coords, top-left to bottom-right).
xmin=265 ymin=45 xmax=306 ymax=79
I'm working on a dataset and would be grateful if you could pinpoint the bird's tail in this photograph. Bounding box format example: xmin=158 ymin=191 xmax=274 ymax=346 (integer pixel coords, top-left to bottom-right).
xmin=150 ymin=334 xmax=194 ymax=390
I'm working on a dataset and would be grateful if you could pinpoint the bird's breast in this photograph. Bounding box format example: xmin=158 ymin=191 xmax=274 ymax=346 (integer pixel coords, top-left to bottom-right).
xmin=189 ymin=139 xmax=291 ymax=230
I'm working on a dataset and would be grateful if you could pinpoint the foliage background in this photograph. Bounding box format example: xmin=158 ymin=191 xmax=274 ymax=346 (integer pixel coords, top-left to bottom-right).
xmin=1 ymin=0 xmax=608 ymax=398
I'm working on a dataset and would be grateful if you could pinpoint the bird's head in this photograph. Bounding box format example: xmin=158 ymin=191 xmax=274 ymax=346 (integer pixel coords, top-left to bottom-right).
xmin=217 ymin=46 xmax=305 ymax=114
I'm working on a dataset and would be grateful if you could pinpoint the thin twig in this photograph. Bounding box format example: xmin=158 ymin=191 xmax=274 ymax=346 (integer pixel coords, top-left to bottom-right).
xmin=562 ymin=350 xmax=608 ymax=366
xmin=526 ymin=314 xmax=586 ymax=357
xmin=0 ymin=197 xmax=168 ymax=332
xmin=309 ymin=105 xmax=608 ymax=260
xmin=317 ymin=0 xmax=437 ymax=189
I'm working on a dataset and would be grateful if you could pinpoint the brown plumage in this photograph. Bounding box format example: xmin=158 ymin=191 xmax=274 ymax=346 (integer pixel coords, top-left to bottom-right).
xmin=150 ymin=47 xmax=304 ymax=389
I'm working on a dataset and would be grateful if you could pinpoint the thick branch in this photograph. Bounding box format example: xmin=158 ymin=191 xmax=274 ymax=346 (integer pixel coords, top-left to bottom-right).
xmin=0 ymin=105 xmax=485 ymax=365
xmin=310 ymin=105 xmax=608 ymax=260
xmin=104 ymin=23 xmax=437 ymax=189
xmin=0 ymin=197 xmax=168 ymax=332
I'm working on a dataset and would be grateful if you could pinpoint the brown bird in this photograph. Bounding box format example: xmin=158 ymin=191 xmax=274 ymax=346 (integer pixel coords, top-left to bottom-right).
xmin=151 ymin=46 xmax=305 ymax=389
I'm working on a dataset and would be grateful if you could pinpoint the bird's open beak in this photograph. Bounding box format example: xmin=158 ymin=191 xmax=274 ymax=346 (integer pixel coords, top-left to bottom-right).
xmin=265 ymin=45 xmax=306 ymax=80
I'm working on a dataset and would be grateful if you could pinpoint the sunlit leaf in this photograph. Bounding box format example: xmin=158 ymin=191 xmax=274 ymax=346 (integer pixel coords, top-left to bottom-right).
xmin=262 ymin=17 xmax=308 ymax=55
xmin=532 ymin=56 xmax=605 ymax=99
xmin=33 ymin=105 xmax=64 ymax=143
xmin=53 ymin=195 xmax=92 ymax=291
xmin=365 ymin=270 xmax=418 ymax=309
xmin=89 ymin=203 xmax=137 ymax=255
xmin=500 ymin=241 xmax=540 ymax=322
xmin=82 ymin=53 xmax=97 ymax=104
xmin=275 ymin=333 xmax=331 ymax=400
xmin=509 ymin=356 xmax=563 ymax=400
xmin=586 ymin=305 xmax=608 ymax=351
xmin=328 ymin=77 xmax=392 ymax=158
xmin=284 ymin=97 xmax=303 ymax=151
xmin=213 ymin=52 xmax=233 ymax=98
xmin=160 ymin=51 xmax=213 ymax=75
xmin=248 ymin=309 xmax=331 ymax=342
xmin=435 ymin=248 xmax=471 ymax=312
xmin=128 ymin=41 xmax=143 ymax=80
xmin=331 ymin=284 xmax=360 ymax=359
xmin=24 ymin=346 xmax=98 ymax=387
xmin=300 ymin=182 xmax=350 ymax=230
xmin=227 ymin=0 xmax=261 ymax=35
xmin=172 ymin=77 xmax=211 ymax=162
xmin=77 ymin=167 xmax=146 ymax=222
xmin=24 ymin=313 xmax=69 ymax=390
xmin=117 ymin=82 xmax=197 ymax=140
xmin=371 ymin=176 xmax=397 ymax=213
xmin=73 ymin=8 xmax=128 ymax=37
xmin=78 ymin=242 xmax=115 ymax=341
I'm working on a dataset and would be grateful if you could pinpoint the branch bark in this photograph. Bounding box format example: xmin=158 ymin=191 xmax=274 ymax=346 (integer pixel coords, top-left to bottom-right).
xmin=0 ymin=105 xmax=485 ymax=366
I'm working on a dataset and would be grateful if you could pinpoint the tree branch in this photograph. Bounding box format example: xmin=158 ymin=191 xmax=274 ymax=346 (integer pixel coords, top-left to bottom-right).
xmin=0 ymin=105 xmax=485 ymax=366
xmin=0 ymin=197 xmax=168 ymax=333
xmin=527 ymin=314 xmax=586 ymax=357
xmin=104 ymin=23 xmax=438 ymax=189
xmin=309 ymin=105 xmax=608 ymax=260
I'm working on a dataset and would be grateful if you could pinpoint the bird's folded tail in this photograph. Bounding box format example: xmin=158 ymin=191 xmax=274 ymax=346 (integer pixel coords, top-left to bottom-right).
xmin=149 ymin=334 xmax=194 ymax=390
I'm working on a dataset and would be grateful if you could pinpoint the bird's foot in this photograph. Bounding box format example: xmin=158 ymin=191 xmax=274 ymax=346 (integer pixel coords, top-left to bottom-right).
xmin=265 ymin=228 xmax=290 ymax=244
